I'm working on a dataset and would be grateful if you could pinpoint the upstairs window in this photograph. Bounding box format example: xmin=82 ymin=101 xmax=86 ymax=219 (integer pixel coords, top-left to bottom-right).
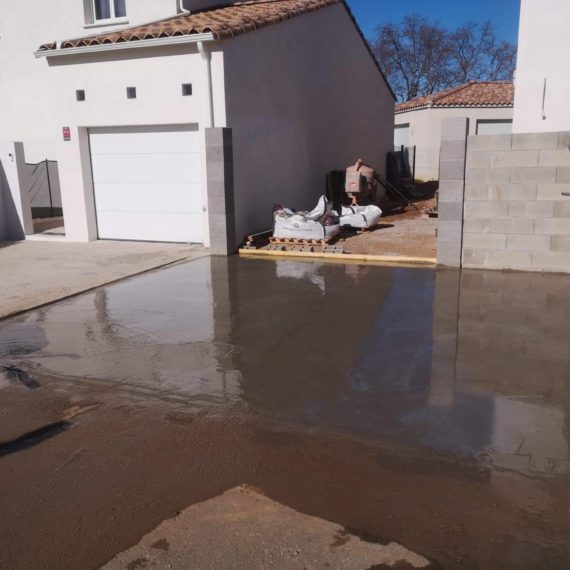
xmin=93 ymin=0 xmax=127 ymax=21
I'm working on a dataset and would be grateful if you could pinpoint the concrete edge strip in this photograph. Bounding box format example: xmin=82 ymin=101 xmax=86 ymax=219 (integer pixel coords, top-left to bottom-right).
xmin=238 ymin=248 xmax=437 ymax=266
xmin=0 ymin=254 xmax=210 ymax=322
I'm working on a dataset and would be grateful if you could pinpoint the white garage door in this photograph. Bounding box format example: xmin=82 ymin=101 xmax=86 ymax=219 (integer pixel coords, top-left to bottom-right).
xmin=89 ymin=125 xmax=203 ymax=243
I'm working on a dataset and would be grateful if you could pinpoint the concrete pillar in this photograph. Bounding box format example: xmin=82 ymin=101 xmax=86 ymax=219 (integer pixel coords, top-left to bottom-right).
xmin=0 ymin=141 xmax=33 ymax=240
xmin=205 ymin=128 xmax=236 ymax=255
xmin=437 ymin=118 xmax=469 ymax=268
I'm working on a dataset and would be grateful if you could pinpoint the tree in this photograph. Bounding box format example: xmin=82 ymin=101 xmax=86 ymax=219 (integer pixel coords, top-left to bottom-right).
xmin=371 ymin=16 xmax=517 ymax=102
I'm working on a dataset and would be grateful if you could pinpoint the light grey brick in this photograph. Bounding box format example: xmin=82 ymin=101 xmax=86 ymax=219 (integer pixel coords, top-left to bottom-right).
xmin=491 ymin=218 xmax=534 ymax=234
xmin=491 ymin=150 xmax=539 ymax=168
xmin=465 ymin=167 xmax=511 ymax=184
xmin=462 ymin=248 xmax=486 ymax=266
xmin=463 ymin=218 xmax=492 ymax=233
xmin=508 ymin=201 xmax=554 ymax=218
xmin=440 ymin=159 xmax=466 ymax=181
xmin=552 ymin=201 xmax=570 ymax=218
xmin=534 ymin=218 xmax=570 ymax=235
xmin=559 ymin=132 xmax=570 ymax=149
xmin=537 ymin=183 xmax=570 ymax=200
xmin=466 ymin=151 xmax=492 ymax=169
xmin=438 ymin=201 xmax=463 ymax=222
xmin=511 ymin=167 xmax=556 ymax=184
xmin=486 ymin=250 xmax=533 ymax=270
xmin=463 ymin=233 xmax=506 ymax=250
xmin=464 ymin=201 xmax=509 ymax=218
xmin=466 ymin=183 xmax=536 ymax=201
xmin=441 ymin=117 xmax=469 ymax=141
xmin=438 ymin=180 xmax=465 ymax=202
xmin=512 ymin=132 xmax=560 ymax=150
xmin=539 ymin=149 xmax=570 ymax=167
xmin=506 ymin=234 xmax=551 ymax=251
xmin=550 ymin=235 xmax=570 ymax=252
xmin=468 ymin=134 xmax=512 ymax=151
xmin=437 ymin=220 xmax=462 ymax=246
xmin=531 ymin=252 xmax=570 ymax=273
xmin=557 ymin=167 xmax=570 ymax=183
xmin=440 ymin=139 xmax=466 ymax=161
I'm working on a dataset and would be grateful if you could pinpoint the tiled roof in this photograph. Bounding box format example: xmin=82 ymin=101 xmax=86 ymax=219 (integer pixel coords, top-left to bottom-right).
xmin=395 ymin=81 xmax=514 ymax=112
xmin=38 ymin=0 xmax=340 ymax=51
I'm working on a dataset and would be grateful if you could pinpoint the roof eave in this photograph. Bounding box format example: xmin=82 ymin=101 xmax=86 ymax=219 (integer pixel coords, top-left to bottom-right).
xmin=35 ymin=32 xmax=216 ymax=58
xmin=395 ymin=103 xmax=514 ymax=114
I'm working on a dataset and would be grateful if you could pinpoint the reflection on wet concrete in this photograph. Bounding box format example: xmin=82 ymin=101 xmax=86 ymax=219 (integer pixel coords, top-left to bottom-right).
xmin=1 ymin=257 xmax=570 ymax=567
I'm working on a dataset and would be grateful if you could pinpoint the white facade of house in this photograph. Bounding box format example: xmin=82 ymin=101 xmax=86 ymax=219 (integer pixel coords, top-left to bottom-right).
xmin=0 ymin=1 xmax=394 ymax=246
xmin=395 ymin=106 xmax=513 ymax=181
xmin=513 ymin=0 xmax=570 ymax=133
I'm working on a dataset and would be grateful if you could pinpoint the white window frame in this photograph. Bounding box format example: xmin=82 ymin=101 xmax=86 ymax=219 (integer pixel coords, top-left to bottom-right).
xmin=85 ymin=0 xmax=128 ymax=28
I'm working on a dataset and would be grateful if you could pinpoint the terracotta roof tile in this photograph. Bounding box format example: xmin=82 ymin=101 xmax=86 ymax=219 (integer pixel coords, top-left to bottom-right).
xmin=395 ymin=81 xmax=514 ymax=112
xmin=38 ymin=0 xmax=340 ymax=51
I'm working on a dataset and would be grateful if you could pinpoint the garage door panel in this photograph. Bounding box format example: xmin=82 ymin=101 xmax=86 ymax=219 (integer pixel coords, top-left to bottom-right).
xmin=91 ymin=153 xmax=201 ymax=185
xmin=89 ymin=126 xmax=201 ymax=155
xmin=96 ymin=211 xmax=203 ymax=243
xmin=89 ymin=126 xmax=204 ymax=244
xmin=94 ymin=183 xmax=202 ymax=215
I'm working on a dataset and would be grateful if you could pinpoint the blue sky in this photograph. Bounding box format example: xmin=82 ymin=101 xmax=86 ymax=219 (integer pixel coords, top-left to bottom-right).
xmin=346 ymin=0 xmax=521 ymax=45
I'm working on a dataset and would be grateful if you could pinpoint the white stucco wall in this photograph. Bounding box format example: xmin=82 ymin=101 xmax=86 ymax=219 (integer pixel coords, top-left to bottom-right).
xmin=45 ymin=43 xmax=226 ymax=241
xmin=395 ymin=106 xmax=513 ymax=180
xmin=513 ymin=0 xmax=570 ymax=133
xmin=223 ymin=3 xmax=395 ymax=241
xmin=0 ymin=0 xmax=183 ymax=163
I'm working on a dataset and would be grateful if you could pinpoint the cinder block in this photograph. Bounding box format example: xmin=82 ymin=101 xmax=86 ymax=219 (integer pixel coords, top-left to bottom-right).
xmin=506 ymin=234 xmax=551 ymax=251
xmin=438 ymin=201 xmax=463 ymax=222
xmin=438 ymin=246 xmax=462 ymax=267
xmin=437 ymin=220 xmax=462 ymax=246
xmin=486 ymin=250 xmax=533 ymax=270
xmin=464 ymin=201 xmax=509 ymax=218
xmin=559 ymin=132 xmax=570 ymax=149
xmin=441 ymin=117 xmax=469 ymax=142
xmin=465 ymin=167 xmax=511 ymax=184
xmin=438 ymin=180 xmax=465 ymax=202
xmin=491 ymin=218 xmax=534 ymax=234
xmin=557 ymin=167 xmax=570 ymax=183
xmin=531 ymin=252 xmax=570 ymax=273
xmin=462 ymin=248 xmax=486 ymax=266
xmin=463 ymin=218 xmax=492 ymax=233
xmin=466 ymin=183 xmax=536 ymax=201
xmin=512 ymin=132 xmax=559 ymax=150
xmin=491 ymin=150 xmax=539 ymax=168
xmin=508 ymin=201 xmax=554 ymax=218
xmin=537 ymin=183 xmax=570 ymax=200
xmin=468 ymin=134 xmax=512 ymax=151
xmin=539 ymin=149 xmax=570 ymax=167
xmin=550 ymin=235 xmax=570 ymax=252
xmin=440 ymin=140 xmax=466 ymax=161
xmin=439 ymin=159 xmax=466 ymax=181
xmin=463 ymin=232 xmax=506 ymax=250
xmin=466 ymin=151 xmax=492 ymax=169
xmin=534 ymin=218 xmax=570 ymax=235
xmin=552 ymin=201 xmax=570 ymax=218
xmin=511 ymin=167 xmax=556 ymax=184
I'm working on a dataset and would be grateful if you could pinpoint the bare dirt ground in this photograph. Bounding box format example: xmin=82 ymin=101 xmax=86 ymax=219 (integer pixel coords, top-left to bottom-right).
xmin=32 ymin=217 xmax=65 ymax=234
xmin=337 ymin=197 xmax=438 ymax=258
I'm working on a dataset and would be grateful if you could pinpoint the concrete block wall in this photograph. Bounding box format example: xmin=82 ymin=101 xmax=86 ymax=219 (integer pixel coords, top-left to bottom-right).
xmin=437 ymin=125 xmax=570 ymax=273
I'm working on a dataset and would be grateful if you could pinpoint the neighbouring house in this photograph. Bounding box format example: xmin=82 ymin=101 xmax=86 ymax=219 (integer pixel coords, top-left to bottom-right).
xmin=513 ymin=0 xmax=570 ymax=133
xmin=394 ymin=81 xmax=514 ymax=181
xmin=0 ymin=0 xmax=395 ymax=250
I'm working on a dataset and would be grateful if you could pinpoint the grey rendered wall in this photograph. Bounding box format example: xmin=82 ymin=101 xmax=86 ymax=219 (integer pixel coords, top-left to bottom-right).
xmin=223 ymin=3 xmax=395 ymax=242
xmin=444 ymin=129 xmax=570 ymax=273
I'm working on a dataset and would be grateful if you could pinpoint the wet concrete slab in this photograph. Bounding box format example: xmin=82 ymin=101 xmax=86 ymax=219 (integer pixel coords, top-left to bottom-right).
xmin=0 ymin=257 xmax=569 ymax=568
xmin=102 ymin=486 xmax=431 ymax=569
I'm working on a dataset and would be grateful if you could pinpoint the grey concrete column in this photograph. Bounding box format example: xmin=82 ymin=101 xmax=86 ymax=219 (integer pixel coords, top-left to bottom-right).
xmin=205 ymin=128 xmax=236 ymax=255
xmin=437 ymin=118 xmax=469 ymax=268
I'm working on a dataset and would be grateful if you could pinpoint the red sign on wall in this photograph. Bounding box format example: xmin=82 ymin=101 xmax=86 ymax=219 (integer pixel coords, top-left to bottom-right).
xmin=63 ymin=127 xmax=71 ymax=141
